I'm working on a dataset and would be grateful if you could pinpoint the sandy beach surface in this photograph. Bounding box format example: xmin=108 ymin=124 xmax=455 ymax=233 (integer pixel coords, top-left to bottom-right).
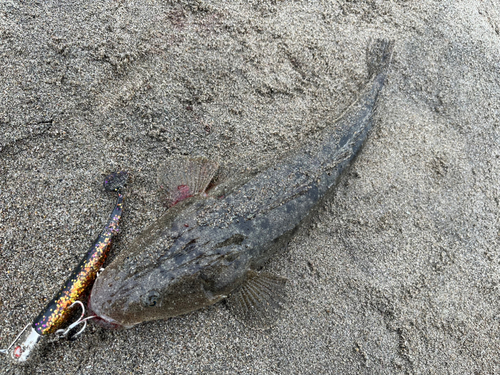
xmin=1 ymin=1 xmax=499 ymax=374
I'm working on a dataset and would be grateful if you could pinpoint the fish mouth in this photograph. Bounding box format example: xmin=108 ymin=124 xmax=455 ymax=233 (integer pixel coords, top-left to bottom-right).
xmin=91 ymin=313 xmax=124 ymax=330
xmin=87 ymin=297 xmax=124 ymax=330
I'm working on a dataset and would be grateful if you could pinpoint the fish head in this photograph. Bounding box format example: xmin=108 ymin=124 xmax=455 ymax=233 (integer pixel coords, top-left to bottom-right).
xmin=88 ymin=239 xmax=248 ymax=328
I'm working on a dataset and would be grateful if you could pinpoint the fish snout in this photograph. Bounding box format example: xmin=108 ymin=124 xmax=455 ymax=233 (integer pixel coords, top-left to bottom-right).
xmin=87 ymin=293 xmax=123 ymax=330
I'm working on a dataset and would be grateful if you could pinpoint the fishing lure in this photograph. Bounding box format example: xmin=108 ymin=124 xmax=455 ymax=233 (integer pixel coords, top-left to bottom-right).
xmin=0 ymin=171 xmax=128 ymax=363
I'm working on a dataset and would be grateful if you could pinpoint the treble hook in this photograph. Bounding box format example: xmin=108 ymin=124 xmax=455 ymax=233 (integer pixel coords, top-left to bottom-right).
xmin=55 ymin=301 xmax=96 ymax=340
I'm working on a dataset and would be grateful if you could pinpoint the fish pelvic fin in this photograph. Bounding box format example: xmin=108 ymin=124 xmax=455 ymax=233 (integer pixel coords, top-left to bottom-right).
xmin=366 ymin=38 xmax=395 ymax=79
xmin=159 ymin=156 xmax=219 ymax=207
xmin=226 ymin=270 xmax=287 ymax=330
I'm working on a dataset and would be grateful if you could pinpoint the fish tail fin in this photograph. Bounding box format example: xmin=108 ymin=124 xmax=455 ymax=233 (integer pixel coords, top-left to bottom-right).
xmin=366 ymin=38 xmax=395 ymax=79
xmin=104 ymin=171 xmax=128 ymax=192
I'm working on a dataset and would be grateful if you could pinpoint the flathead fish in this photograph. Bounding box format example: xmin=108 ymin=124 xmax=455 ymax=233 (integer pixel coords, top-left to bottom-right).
xmin=89 ymin=39 xmax=395 ymax=329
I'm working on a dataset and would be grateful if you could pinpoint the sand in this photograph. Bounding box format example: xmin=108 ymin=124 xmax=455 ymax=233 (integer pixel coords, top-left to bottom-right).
xmin=1 ymin=1 xmax=499 ymax=374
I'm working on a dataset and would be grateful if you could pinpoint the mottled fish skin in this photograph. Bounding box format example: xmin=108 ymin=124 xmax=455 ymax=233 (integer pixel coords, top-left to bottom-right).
xmin=89 ymin=40 xmax=394 ymax=328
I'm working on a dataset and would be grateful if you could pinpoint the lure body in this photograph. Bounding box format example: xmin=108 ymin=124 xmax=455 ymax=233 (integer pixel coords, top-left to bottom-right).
xmin=9 ymin=171 xmax=128 ymax=363
xmin=89 ymin=40 xmax=394 ymax=329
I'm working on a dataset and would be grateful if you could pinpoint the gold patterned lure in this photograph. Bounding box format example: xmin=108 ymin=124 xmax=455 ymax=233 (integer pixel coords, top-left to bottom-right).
xmin=0 ymin=171 xmax=128 ymax=363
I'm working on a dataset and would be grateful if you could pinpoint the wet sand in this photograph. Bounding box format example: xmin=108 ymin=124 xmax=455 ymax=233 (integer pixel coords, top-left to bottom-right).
xmin=1 ymin=1 xmax=499 ymax=374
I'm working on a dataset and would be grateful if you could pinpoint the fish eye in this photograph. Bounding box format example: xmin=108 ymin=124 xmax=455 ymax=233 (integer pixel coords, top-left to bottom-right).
xmin=141 ymin=290 xmax=160 ymax=307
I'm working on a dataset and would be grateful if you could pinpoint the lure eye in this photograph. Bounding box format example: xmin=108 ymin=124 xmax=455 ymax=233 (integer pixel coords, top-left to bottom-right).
xmin=141 ymin=291 xmax=160 ymax=307
xmin=13 ymin=346 xmax=22 ymax=358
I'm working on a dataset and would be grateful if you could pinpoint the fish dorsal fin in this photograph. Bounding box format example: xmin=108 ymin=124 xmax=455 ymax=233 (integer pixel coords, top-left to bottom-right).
xmin=226 ymin=270 xmax=287 ymax=330
xmin=159 ymin=156 xmax=219 ymax=207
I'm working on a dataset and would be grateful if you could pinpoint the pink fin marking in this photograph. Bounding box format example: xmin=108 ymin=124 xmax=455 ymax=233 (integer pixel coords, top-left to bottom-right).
xmin=159 ymin=156 xmax=219 ymax=207
xmin=171 ymin=185 xmax=194 ymax=206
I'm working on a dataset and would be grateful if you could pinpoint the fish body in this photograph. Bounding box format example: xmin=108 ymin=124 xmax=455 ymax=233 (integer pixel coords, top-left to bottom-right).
xmin=89 ymin=39 xmax=394 ymax=329
xmin=8 ymin=171 xmax=128 ymax=363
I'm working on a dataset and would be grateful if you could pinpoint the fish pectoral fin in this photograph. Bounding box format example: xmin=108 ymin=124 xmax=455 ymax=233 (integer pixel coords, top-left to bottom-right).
xmin=225 ymin=270 xmax=287 ymax=330
xmin=158 ymin=156 xmax=219 ymax=207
